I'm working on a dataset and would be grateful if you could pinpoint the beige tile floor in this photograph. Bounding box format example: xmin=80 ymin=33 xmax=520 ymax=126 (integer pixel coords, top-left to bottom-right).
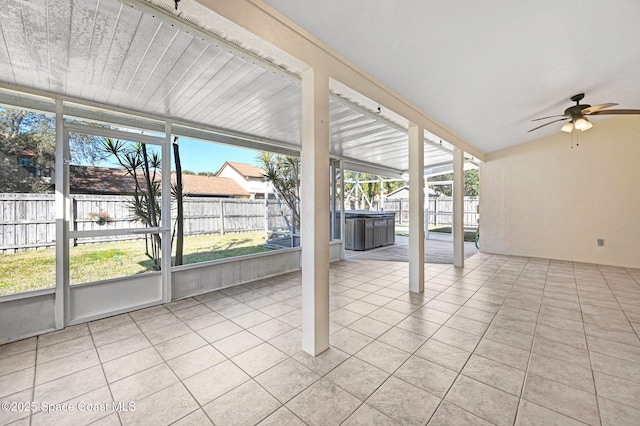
xmin=1 ymin=253 xmax=640 ymax=425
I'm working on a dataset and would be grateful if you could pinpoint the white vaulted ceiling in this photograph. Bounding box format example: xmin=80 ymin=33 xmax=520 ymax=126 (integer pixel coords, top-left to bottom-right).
xmin=0 ymin=0 xmax=463 ymax=177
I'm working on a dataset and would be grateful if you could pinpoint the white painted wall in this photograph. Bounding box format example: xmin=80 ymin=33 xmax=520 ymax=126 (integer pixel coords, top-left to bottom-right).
xmin=480 ymin=116 xmax=640 ymax=268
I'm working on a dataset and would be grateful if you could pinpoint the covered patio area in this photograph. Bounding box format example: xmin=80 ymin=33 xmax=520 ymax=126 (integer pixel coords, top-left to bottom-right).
xmin=2 ymin=253 xmax=639 ymax=425
xmin=0 ymin=0 xmax=479 ymax=352
xmin=2 ymin=0 xmax=640 ymax=424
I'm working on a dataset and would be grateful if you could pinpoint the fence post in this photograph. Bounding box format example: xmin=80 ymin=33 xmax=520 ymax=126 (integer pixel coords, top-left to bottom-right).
xmin=434 ymin=199 xmax=438 ymax=226
xmin=71 ymin=196 xmax=78 ymax=247
xmin=219 ymin=199 xmax=225 ymax=235
xmin=263 ymin=186 xmax=269 ymax=242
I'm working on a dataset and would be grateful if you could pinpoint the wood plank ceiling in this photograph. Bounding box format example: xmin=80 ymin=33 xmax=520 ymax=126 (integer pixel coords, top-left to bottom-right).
xmin=0 ymin=0 xmax=456 ymax=175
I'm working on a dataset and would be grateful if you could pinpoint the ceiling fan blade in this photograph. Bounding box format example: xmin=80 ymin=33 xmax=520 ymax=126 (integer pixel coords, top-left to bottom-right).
xmin=527 ymin=118 xmax=570 ymax=132
xmin=582 ymin=103 xmax=618 ymax=115
xmin=589 ymin=109 xmax=640 ymax=115
xmin=532 ymin=114 xmax=567 ymax=122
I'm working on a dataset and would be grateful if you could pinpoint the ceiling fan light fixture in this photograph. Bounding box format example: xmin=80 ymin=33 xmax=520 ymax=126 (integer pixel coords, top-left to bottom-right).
xmin=574 ymin=117 xmax=593 ymax=131
xmin=529 ymin=94 xmax=640 ymax=134
xmin=561 ymin=121 xmax=574 ymax=133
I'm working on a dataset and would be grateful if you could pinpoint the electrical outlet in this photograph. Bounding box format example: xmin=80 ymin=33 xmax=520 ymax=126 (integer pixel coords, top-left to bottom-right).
xmin=597 ymin=239 xmax=604 ymax=246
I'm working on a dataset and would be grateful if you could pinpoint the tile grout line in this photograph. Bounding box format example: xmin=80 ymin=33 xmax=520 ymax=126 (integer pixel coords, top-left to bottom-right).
xmin=596 ymin=265 xmax=640 ymax=342
xmin=158 ymin=285 xmax=308 ymax=424
xmin=202 ymin=277 xmax=323 ymax=425
xmin=99 ymin=309 xmax=210 ymax=425
xmin=353 ymin=253 xmax=507 ymax=424
xmin=516 ymin=258 xmax=550 ymax=424
xmin=422 ymin=254 xmax=509 ymax=424
xmin=271 ymin=257 xmax=487 ymax=424
xmin=576 ymin=262 xmax=605 ymax=425
xmin=29 ymin=336 xmax=38 ymax=426
xmin=123 ymin=307 xmax=244 ymax=425
xmin=523 ymin=261 xmax=605 ymax=425
xmin=515 ymin=260 xmax=579 ymax=421
xmin=453 ymin=255 xmax=535 ymax=425
xmin=26 ymin=325 xmax=121 ymax=425
xmin=87 ymin=322 xmax=124 ymax=426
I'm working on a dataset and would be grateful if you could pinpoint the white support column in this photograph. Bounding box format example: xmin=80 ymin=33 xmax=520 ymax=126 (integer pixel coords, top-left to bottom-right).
xmin=264 ymin=181 xmax=269 ymax=242
xmin=339 ymin=159 xmax=346 ymax=261
xmin=453 ymin=148 xmax=465 ymax=267
xmin=301 ymin=67 xmax=330 ymax=356
xmin=54 ymin=100 xmax=67 ymax=329
xmin=379 ymin=177 xmax=384 ymax=211
xmin=425 ymin=177 xmax=429 ymax=240
xmin=330 ymin=160 xmax=336 ymax=241
xmin=162 ymin=122 xmax=172 ymax=303
xmin=408 ymin=124 xmax=424 ymax=293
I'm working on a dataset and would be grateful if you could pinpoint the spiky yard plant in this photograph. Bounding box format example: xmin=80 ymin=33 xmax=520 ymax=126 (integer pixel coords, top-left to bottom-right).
xmin=101 ymin=138 xmax=162 ymax=269
xmin=256 ymin=152 xmax=300 ymax=233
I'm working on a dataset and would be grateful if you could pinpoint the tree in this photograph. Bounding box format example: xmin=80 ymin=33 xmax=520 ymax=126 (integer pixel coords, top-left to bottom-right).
xmin=429 ymin=169 xmax=479 ymax=196
xmin=0 ymin=106 xmax=106 ymax=192
xmin=463 ymin=169 xmax=480 ymax=196
xmin=0 ymin=108 xmax=56 ymax=192
xmin=343 ymin=171 xmax=405 ymax=209
xmin=256 ymin=152 xmax=300 ymax=233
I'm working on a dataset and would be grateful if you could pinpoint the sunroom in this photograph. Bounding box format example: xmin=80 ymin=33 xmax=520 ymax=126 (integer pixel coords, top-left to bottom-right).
xmin=0 ymin=0 xmax=480 ymax=342
xmin=1 ymin=1 xmax=639 ymax=425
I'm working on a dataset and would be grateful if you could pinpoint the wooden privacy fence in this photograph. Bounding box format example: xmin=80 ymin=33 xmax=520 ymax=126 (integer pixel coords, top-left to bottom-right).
xmin=1 ymin=193 xmax=477 ymax=253
xmin=375 ymin=197 xmax=479 ymax=228
xmin=0 ymin=193 xmax=292 ymax=253
xmin=0 ymin=193 xmax=56 ymax=252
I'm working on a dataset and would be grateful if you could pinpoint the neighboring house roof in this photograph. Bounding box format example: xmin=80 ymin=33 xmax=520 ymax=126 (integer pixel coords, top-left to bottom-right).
xmin=218 ymin=161 xmax=265 ymax=179
xmin=180 ymin=174 xmax=249 ymax=197
xmin=70 ymin=166 xmax=135 ymax=195
xmin=18 ymin=149 xmax=39 ymax=158
xmin=69 ymin=166 xmax=249 ymax=197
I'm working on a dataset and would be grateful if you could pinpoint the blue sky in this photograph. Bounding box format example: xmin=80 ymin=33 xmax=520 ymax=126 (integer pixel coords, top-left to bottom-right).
xmin=4 ymin=106 xmax=261 ymax=173
xmin=94 ymin=138 xmax=261 ymax=174
xmin=177 ymin=138 xmax=260 ymax=174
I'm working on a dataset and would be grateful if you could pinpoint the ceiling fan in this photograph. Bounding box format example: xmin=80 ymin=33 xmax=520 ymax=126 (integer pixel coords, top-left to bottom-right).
xmin=528 ymin=93 xmax=640 ymax=133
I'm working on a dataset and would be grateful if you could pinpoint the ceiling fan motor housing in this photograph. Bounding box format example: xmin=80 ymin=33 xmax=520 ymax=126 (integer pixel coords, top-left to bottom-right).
xmin=564 ymin=104 xmax=590 ymax=118
xmin=565 ymin=93 xmax=589 ymax=118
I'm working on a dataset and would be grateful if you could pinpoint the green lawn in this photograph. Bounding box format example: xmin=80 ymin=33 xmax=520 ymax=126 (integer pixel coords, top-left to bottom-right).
xmin=428 ymin=226 xmax=478 ymax=242
xmin=0 ymin=232 xmax=271 ymax=296
xmin=395 ymin=225 xmax=477 ymax=241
